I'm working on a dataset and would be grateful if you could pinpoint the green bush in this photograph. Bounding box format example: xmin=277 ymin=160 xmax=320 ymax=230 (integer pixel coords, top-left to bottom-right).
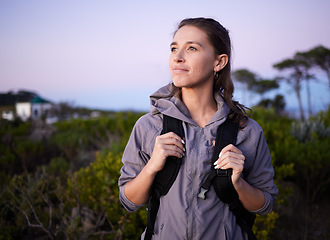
xmin=1 ymin=108 xmax=329 ymax=239
xmin=2 ymin=152 xmax=146 ymax=240
xmin=66 ymin=152 xmax=146 ymax=239
xmin=52 ymin=112 xmax=144 ymax=170
xmin=2 ymin=168 xmax=65 ymax=239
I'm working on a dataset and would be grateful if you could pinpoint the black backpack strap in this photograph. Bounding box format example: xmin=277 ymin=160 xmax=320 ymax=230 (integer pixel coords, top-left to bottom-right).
xmin=198 ymin=117 xmax=238 ymax=199
xmin=144 ymin=115 xmax=184 ymax=240
xmin=211 ymin=117 xmax=239 ymax=204
xmin=199 ymin=117 xmax=257 ymax=240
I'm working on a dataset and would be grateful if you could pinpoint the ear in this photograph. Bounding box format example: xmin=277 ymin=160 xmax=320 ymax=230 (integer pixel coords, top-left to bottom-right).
xmin=214 ymin=54 xmax=228 ymax=72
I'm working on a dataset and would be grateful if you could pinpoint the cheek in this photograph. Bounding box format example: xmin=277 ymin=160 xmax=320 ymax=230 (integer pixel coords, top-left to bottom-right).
xmin=193 ymin=58 xmax=214 ymax=76
xmin=169 ymin=56 xmax=175 ymax=70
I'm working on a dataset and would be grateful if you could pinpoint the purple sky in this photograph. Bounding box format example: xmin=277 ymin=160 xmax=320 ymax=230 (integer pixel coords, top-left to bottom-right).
xmin=1 ymin=0 xmax=330 ymax=112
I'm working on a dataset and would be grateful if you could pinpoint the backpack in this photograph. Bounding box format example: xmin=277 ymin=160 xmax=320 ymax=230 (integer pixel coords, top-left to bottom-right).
xmin=144 ymin=114 xmax=256 ymax=240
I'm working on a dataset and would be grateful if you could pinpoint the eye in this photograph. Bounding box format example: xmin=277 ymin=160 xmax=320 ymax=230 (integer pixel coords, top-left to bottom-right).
xmin=188 ymin=46 xmax=197 ymax=51
xmin=171 ymin=47 xmax=177 ymax=52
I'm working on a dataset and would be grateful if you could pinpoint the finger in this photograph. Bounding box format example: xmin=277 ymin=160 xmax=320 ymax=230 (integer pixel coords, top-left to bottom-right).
xmin=215 ymin=158 xmax=244 ymax=170
xmin=214 ymin=144 xmax=243 ymax=165
xmin=164 ymin=149 xmax=184 ymax=158
xmin=222 ymin=150 xmax=245 ymax=161
xmin=214 ymin=151 xmax=245 ymax=166
xmin=221 ymin=144 xmax=242 ymax=155
xmin=214 ymin=161 xmax=244 ymax=171
xmin=160 ymin=132 xmax=185 ymax=149
xmin=214 ymin=152 xmax=244 ymax=168
xmin=162 ymin=132 xmax=183 ymax=142
xmin=154 ymin=143 xmax=183 ymax=160
xmin=163 ymin=143 xmax=184 ymax=156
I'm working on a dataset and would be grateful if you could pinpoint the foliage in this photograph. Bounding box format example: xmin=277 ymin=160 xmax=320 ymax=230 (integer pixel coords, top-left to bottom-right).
xmin=291 ymin=117 xmax=330 ymax=142
xmin=2 ymin=168 xmax=65 ymax=239
xmin=1 ymin=106 xmax=330 ymax=239
xmin=273 ymin=57 xmax=311 ymax=121
xmin=253 ymin=211 xmax=278 ymax=240
xmin=250 ymin=78 xmax=279 ymax=98
xmin=0 ymin=119 xmax=57 ymax=175
xmin=233 ymin=69 xmax=279 ymax=96
xmin=250 ymin=108 xmax=294 ymax=238
xmin=256 ymin=94 xmax=286 ymax=113
xmin=52 ymin=111 xmax=143 ymax=158
xmin=272 ymin=45 xmax=330 ymax=120
xmin=66 ymin=152 xmax=146 ymax=239
xmin=0 ymin=90 xmax=38 ymax=106
xmin=233 ymin=69 xmax=258 ymax=89
xmin=288 ymin=114 xmax=330 ymax=203
xmin=0 ymin=111 xmax=146 ymax=240
xmin=1 ymin=151 xmax=147 ymax=240
xmin=297 ymin=45 xmax=330 ymax=86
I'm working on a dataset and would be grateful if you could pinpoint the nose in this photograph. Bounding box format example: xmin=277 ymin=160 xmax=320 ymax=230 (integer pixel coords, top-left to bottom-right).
xmin=173 ymin=49 xmax=185 ymax=63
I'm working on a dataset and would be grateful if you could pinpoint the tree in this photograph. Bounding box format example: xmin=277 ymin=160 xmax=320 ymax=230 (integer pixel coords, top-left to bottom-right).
xmin=273 ymin=94 xmax=286 ymax=113
xmin=251 ymin=78 xmax=279 ymax=100
xmin=298 ymin=45 xmax=330 ymax=87
xmin=233 ymin=69 xmax=258 ymax=104
xmin=257 ymin=94 xmax=286 ymax=114
xmin=273 ymin=57 xmax=311 ymax=121
xmin=233 ymin=69 xmax=281 ymax=110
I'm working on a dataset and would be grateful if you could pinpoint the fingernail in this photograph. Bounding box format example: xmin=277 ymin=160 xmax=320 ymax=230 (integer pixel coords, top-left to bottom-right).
xmin=183 ymin=147 xmax=186 ymax=152
xmin=213 ymin=160 xmax=219 ymax=165
xmin=181 ymin=139 xmax=185 ymax=144
xmin=214 ymin=165 xmax=219 ymax=169
xmin=218 ymin=152 xmax=222 ymax=158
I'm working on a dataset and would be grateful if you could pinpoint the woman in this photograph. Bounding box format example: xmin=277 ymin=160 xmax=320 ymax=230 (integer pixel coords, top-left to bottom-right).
xmin=118 ymin=17 xmax=278 ymax=239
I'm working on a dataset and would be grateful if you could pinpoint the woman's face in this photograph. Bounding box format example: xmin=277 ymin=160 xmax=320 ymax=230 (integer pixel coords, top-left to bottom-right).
xmin=169 ymin=25 xmax=222 ymax=89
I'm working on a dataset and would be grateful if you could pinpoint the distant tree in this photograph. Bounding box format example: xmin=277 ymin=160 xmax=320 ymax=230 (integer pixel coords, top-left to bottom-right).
xmin=57 ymin=101 xmax=75 ymax=119
xmin=233 ymin=69 xmax=281 ymax=110
xmin=252 ymin=78 xmax=279 ymax=100
xmin=233 ymin=69 xmax=257 ymax=87
xmin=0 ymin=90 xmax=38 ymax=106
xmin=273 ymin=94 xmax=286 ymax=113
xmin=297 ymin=45 xmax=330 ymax=87
xmin=256 ymin=94 xmax=286 ymax=114
xmin=273 ymin=56 xmax=312 ymax=121
xmin=233 ymin=69 xmax=258 ymax=104
xmin=257 ymin=99 xmax=273 ymax=109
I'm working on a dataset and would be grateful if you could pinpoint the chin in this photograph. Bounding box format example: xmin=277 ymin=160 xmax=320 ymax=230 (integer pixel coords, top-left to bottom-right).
xmin=172 ymin=81 xmax=183 ymax=88
xmin=172 ymin=78 xmax=190 ymax=88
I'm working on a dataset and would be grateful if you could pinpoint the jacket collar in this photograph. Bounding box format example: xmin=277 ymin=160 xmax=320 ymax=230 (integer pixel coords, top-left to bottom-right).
xmin=150 ymin=83 xmax=230 ymax=127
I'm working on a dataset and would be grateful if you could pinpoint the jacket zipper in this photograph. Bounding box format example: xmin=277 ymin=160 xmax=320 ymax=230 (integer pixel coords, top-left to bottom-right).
xmin=188 ymin=170 xmax=195 ymax=240
xmin=188 ymin=127 xmax=204 ymax=239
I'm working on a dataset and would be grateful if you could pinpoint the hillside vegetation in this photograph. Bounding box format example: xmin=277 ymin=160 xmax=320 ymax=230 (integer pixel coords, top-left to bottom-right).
xmin=0 ymin=107 xmax=329 ymax=240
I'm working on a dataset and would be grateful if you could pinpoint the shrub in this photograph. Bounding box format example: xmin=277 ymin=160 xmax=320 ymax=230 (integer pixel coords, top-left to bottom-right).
xmin=66 ymin=152 xmax=146 ymax=239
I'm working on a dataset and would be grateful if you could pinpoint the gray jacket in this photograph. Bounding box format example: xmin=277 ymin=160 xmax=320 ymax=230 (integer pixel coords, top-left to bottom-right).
xmin=119 ymin=83 xmax=278 ymax=240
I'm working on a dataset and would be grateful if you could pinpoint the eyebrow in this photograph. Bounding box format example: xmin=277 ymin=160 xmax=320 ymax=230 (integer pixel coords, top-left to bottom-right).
xmin=170 ymin=41 xmax=202 ymax=47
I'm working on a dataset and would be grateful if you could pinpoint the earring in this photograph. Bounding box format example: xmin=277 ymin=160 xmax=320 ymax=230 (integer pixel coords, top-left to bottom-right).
xmin=214 ymin=71 xmax=219 ymax=80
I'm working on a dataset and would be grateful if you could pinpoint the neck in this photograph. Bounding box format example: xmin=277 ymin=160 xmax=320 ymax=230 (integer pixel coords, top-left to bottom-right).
xmin=181 ymin=85 xmax=217 ymax=128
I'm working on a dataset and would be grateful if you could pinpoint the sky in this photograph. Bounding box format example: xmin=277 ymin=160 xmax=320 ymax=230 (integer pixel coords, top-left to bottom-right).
xmin=1 ymin=0 xmax=330 ymax=113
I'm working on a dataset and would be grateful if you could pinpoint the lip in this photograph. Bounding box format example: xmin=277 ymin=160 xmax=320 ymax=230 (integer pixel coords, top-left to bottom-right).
xmin=171 ymin=66 xmax=189 ymax=73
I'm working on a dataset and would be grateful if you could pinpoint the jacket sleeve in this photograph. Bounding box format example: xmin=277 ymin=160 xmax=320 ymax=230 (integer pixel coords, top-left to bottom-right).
xmin=240 ymin=120 xmax=278 ymax=215
xmin=118 ymin=114 xmax=161 ymax=212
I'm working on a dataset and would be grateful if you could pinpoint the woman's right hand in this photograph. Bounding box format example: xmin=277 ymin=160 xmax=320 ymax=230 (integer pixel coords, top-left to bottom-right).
xmin=124 ymin=132 xmax=184 ymax=205
xmin=148 ymin=132 xmax=185 ymax=174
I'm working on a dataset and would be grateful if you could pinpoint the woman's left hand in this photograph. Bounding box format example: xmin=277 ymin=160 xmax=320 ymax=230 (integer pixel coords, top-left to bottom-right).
xmin=213 ymin=144 xmax=245 ymax=185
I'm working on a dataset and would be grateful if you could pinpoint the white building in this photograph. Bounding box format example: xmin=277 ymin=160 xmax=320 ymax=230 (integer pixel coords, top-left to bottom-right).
xmin=2 ymin=110 xmax=14 ymax=121
xmin=16 ymin=96 xmax=54 ymax=122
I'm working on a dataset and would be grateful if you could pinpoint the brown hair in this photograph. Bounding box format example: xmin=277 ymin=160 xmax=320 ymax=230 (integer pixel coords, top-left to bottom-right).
xmin=174 ymin=17 xmax=250 ymax=125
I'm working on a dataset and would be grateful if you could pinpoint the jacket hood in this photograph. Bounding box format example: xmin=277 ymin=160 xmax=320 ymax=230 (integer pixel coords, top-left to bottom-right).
xmin=150 ymin=83 xmax=230 ymax=126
